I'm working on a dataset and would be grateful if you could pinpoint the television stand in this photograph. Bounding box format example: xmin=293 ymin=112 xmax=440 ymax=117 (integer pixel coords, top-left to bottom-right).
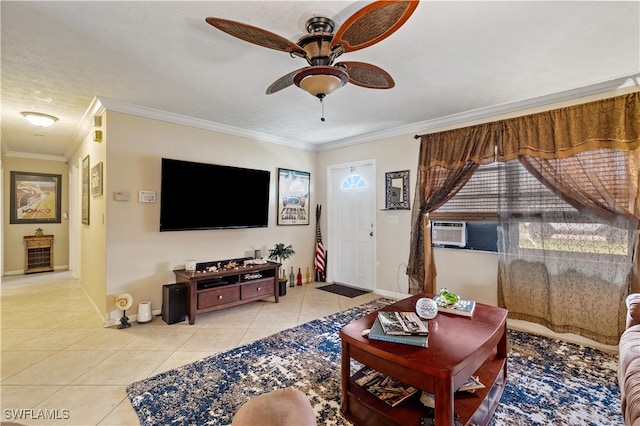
xmin=174 ymin=259 xmax=281 ymax=325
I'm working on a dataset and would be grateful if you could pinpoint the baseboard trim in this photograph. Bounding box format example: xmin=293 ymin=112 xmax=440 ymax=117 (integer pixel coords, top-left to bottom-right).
xmin=373 ymin=289 xmax=407 ymax=301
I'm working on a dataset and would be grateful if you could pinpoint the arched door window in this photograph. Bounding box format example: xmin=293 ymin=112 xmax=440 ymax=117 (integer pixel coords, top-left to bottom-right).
xmin=341 ymin=174 xmax=367 ymax=190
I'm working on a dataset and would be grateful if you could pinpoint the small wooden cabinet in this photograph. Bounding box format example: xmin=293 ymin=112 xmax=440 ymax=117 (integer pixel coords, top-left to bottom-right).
xmin=24 ymin=235 xmax=54 ymax=274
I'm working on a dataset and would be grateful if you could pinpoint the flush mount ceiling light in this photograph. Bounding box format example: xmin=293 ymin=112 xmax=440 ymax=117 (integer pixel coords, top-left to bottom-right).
xmin=21 ymin=111 xmax=58 ymax=127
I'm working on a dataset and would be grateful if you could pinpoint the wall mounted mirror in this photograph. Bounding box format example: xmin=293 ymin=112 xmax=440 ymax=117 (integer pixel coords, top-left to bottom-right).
xmin=385 ymin=170 xmax=410 ymax=210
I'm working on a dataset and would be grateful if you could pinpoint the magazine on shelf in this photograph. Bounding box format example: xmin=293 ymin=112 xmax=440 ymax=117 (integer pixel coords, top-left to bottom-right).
xmin=458 ymin=375 xmax=485 ymax=393
xmin=377 ymin=311 xmax=430 ymax=335
xmin=355 ymin=368 xmax=419 ymax=407
xmin=420 ymin=376 xmax=485 ymax=408
xmin=419 ymin=391 xmax=436 ymax=408
xmin=432 ymin=296 xmax=476 ymax=317
xmin=368 ymin=318 xmax=429 ymax=347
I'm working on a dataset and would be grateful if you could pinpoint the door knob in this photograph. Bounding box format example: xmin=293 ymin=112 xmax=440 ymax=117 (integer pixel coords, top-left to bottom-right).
xmin=370 ymin=232 xmax=374 ymax=236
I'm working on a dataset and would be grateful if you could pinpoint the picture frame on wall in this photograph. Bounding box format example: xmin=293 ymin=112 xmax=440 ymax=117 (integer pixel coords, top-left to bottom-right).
xmin=91 ymin=161 xmax=103 ymax=196
xmin=10 ymin=171 xmax=62 ymax=224
xmin=82 ymin=155 xmax=90 ymax=225
xmin=277 ymin=168 xmax=310 ymax=225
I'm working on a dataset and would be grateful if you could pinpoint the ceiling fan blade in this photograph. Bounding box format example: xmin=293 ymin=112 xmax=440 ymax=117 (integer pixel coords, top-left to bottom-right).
xmin=331 ymin=0 xmax=419 ymax=53
xmin=336 ymin=62 xmax=395 ymax=89
xmin=206 ymin=17 xmax=306 ymax=56
xmin=266 ymin=67 xmax=307 ymax=94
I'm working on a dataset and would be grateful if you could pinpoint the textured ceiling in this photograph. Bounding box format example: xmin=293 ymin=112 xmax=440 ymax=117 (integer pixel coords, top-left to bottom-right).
xmin=1 ymin=1 xmax=639 ymax=160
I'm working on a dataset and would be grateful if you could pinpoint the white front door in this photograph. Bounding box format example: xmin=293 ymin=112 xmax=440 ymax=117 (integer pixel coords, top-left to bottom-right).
xmin=327 ymin=161 xmax=375 ymax=291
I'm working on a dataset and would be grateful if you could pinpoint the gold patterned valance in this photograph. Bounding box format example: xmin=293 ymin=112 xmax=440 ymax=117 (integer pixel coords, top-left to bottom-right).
xmin=419 ymin=122 xmax=498 ymax=170
xmin=498 ymin=91 xmax=640 ymax=161
xmin=419 ymin=91 xmax=640 ymax=168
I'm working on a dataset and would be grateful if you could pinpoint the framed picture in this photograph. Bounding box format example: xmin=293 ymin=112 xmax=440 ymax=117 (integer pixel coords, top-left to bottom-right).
xmin=82 ymin=155 xmax=90 ymax=224
xmin=385 ymin=170 xmax=410 ymax=210
xmin=277 ymin=168 xmax=310 ymax=225
xmin=91 ymin=161 xmax=103 ymax=196
xmin=10 ymin=171 xmax=62 ymax=224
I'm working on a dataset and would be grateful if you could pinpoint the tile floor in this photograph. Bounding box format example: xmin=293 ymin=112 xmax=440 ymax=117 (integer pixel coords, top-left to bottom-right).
xmin=1 ymin=272 xmax=381 ymax=425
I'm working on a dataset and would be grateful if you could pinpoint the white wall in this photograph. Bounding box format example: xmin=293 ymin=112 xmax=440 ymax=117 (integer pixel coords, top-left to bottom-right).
xmin=103 ymin=111 xmax=318 ymax=321
xmin=68 ymin=117 xmax=107 ymax=316
xmin=433 ymin=248 xmax=499 ymax=306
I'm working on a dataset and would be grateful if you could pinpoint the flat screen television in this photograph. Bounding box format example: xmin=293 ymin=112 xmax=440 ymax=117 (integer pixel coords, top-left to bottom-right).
xmin=160 ymin=158 xmax=270 ymax=231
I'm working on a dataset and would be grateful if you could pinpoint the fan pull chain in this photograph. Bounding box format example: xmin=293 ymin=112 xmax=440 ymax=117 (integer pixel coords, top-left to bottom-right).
xmin=320 ymin=97 xmax=325 ymax=122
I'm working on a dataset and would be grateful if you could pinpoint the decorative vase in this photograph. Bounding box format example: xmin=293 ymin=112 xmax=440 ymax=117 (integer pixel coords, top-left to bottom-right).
xmin=137 ymin=301 xmax=153 ymax=323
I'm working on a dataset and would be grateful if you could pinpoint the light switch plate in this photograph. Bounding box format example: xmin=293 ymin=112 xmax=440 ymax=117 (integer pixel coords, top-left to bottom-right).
xmin=114 ymin=191 xmax=129 ymax=201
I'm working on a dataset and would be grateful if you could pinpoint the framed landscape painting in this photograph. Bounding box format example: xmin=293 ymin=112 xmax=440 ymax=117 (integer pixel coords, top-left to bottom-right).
xmin=10 ymin=171 xmax=62 ymax=224
xmin=277 ymin=168 xmax=310 ymax=225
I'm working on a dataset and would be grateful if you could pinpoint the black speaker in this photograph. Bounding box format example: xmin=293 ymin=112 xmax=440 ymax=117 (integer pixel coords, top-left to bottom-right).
xmin=162 ymin=283 xmax=186 ymax=325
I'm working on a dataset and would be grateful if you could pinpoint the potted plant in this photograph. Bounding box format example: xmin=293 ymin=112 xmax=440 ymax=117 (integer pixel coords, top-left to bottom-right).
xmin=268 ymin=243 xmax=295 ymax=296
xmin=268 ymin=243 xmax=295 ymax=269
xmin=35 ymin=228 xmax=44 ymax=236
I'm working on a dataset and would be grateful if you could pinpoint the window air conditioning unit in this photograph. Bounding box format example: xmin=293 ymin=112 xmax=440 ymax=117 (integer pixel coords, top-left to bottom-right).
xmin=431 ymin=221 xmax=467 ymax=247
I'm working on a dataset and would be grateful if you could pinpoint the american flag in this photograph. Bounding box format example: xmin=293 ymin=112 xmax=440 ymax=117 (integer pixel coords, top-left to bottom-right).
xmin=314 ymin=205 xmax=326 ymax=281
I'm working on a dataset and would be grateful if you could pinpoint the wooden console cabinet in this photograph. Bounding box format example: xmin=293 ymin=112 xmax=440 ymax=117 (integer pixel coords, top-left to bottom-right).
xmin=174 ymin=260 xmax=281 ymax=325
xmin=24 ymin=235 xmax=54 ymax=274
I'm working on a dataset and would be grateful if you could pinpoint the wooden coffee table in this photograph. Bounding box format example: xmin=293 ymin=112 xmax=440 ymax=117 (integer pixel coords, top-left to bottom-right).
xmin=339 ymin=294 xmax=508 ymax=426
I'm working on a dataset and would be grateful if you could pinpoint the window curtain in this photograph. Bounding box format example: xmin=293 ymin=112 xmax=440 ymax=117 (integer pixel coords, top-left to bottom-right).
xmin=495 ymin=93 xmax=640 ymax=344
xmin=408 ymin=92 xmax=640 ymax=343
xmin=407 ymin=124 xmax=496 ymax=294
xmin=497 ymin=158 xmax=638 ymax=344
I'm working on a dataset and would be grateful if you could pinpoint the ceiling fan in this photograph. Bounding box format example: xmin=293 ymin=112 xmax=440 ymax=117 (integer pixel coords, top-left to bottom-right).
xmin=205 ymin=1 xmax=419 ymax=119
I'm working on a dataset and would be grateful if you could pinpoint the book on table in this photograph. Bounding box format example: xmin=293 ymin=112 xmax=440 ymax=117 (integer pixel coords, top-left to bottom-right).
xmin=368 ymin=318 xmax=428 ymax=347
xmin=355 ymin=368 xmax=419 ymax=407
xmin=432 ymin=295 xmax=476 ymax=317
xmin=377 ymin=311 xmax=429 ymax=335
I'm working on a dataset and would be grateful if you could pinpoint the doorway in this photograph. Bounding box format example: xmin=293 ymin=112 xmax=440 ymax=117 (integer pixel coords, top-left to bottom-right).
xmin=327 ymin=161 xmax=376 ymax=291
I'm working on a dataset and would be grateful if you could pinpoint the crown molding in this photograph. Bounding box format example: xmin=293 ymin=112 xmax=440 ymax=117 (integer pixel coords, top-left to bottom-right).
xmin=93 ymin=74 xmax=639 ymax=154
xmin=64 ymin=97 xmax=106 ymax=159
xmin=96 ymin=97 xmax=318 ymax=151
xmin=316 ymin=74 xmax=640 ymax=151
xmin=3 ymin=151 xmax=67 ymax=162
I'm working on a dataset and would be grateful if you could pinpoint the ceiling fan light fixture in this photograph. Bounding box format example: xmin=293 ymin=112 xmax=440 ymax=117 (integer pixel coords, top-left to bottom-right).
xmin=21 ymin=112 xmax=58 ymax=127
xmin=294 ymin=66 xmax=349 ymax=98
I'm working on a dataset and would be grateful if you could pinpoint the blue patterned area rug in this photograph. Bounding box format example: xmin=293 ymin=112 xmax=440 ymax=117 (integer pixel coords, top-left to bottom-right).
xmin=126 ymin=298 xmax=622 ymax=426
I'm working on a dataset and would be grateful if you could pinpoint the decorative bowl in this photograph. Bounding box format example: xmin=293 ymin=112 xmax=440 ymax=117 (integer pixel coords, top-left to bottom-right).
xmin=416 ymin=297 xmax=438 ymax=319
